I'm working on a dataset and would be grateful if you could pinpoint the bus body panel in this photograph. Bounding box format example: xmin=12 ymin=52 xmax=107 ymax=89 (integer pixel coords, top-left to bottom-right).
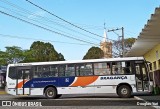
xmin=30 ymin=88 xmax=44 ymax=95
xmin=6 ymin=75 xmax=137 ymax=95
xmin=57 ymin=87 xmax=95 ymax=94
xmin=94 ymin=75 xmax=136 ymax=93
xmin=5 ymin=57 xmax=153 ymax=97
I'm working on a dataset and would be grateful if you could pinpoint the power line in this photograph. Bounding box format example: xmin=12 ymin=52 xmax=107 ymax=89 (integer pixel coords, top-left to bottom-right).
xmin=108 ymin=27 xmax=124 ymax=57
xmin=0 ymin=0 xmax=115 ymax=42
xmin=0 ymin=10 xmax=99 ymax=46
xmin=0 ymin=0 xmax=101 ymax=42
xmin=25 ymin=0 xmax=104 ymax=38
xmin=0 ymin=33 xmax=92 ymax=46
xmin=0 ymin=33 xmax=119 ymax=57
xmin=0 ymin=5 xmax=99 ymax=43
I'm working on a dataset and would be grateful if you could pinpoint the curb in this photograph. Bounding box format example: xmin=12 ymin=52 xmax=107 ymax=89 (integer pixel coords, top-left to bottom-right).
xmin=134 ymin=96 xmax=160 ymax=109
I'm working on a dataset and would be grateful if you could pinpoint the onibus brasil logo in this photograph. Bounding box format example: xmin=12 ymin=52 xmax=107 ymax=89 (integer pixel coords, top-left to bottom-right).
xmin=2 ymin=101 xmax=42 ymax=107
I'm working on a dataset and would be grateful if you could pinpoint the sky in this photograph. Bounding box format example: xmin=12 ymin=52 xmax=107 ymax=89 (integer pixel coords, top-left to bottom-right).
xmin=0 ymin=0 xmax=160 ymax=60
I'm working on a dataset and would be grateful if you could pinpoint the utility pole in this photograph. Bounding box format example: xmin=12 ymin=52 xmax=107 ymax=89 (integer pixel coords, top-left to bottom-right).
xmin=122 ymin=27 xmax=124 ymax=57
xmin=108 ymin=27 xmax=124 ymax=57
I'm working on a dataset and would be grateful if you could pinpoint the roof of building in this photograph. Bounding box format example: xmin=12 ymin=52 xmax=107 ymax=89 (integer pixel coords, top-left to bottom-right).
xmin=125 ymin=7 xmax=160 ymax=56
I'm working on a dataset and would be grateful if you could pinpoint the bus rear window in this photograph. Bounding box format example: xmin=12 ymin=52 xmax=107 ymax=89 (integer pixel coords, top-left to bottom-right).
xmin=8 ymin=67 xmax=16 ymax=79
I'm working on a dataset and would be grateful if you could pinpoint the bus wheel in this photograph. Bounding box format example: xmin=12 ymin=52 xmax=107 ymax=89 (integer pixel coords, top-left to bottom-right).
xmin=118 ymin=85 xmax=131 ymax=98
xmin=45 ymin=87 xmax=57 ymax=99
xmin=56 ymin=94 xmax=62 ymax=99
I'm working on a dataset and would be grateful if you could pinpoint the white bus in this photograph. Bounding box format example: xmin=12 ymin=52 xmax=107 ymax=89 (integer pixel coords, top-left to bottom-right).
xmin=5 ymin=57 xmax=153 ymax=98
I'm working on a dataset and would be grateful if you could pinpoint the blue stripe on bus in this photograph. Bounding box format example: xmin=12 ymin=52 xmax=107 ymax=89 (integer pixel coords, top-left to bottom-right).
xmin=23 ymin=77 xmax=75 ymax=88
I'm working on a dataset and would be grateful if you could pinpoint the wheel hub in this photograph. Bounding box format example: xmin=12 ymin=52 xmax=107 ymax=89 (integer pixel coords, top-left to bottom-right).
xmin=47 ymin=90 xmax=54 ymax=97
xmin=121 ymin=88 xmax=128 ymax=95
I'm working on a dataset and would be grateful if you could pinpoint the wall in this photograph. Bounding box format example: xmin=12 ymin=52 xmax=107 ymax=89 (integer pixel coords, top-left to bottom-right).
xmin=144 ymin=44 xmax=160 ymax=71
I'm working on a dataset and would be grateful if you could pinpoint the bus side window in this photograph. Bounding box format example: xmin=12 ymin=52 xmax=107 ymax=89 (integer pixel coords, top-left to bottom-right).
xmin=65 ymin=64 xmax=75 ymax=77
xmin=86 ymin=64 xmax=93 ymax=75
xmin=94 ymin=62 xmax=110 ymax=75
xmin=79 ymin=65 xmax=85 ymax=76
xmin=17 ymin=69 xmax=30 ymax=79
xmin=24 ymin=70 xmax=30 ymax=79
xmin=94 ymin=63 xmax=99 ymax=75
xmin=17 ymin=70 xmax=23 ymax=79
xmin=59 ymin=66 xmax=65 ymax=77
xmin=33 ymin=66 xmax=42 ymax=78
xmin=122 ymin=61 xmax=132 ymax=74
xmin=80 ymin=64 xmax=93 ymax=76
xmin=112 ymin=62 xmax=122 ymax=75
xmin=106 ymin=63 xmax=111 ymax=75
xmin=41 ymin=66 xmax=50 ymax=78
xmin=76 ymin=65 xmax=80 ymax=76
xmin=50 ymin=65 xmax=58 ymax=77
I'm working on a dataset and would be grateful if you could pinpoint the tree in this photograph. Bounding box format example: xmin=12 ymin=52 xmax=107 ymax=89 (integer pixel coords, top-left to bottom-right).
xmin=124 ymin=38 xmax=136 ymax=49
xmin=0 ymin=51 xmax=7 ymax=65
xmin=112 ymin=38 xmax=136 ymax=57
xmin=28 ymin=41 xmax=65 ymax=62
xmin=22 ymin=50 xmax=37 ymax=63
xmin=0 ymin=46 xmax=25 ymax=64
xmin=0 ymin=41 xmax=65 ymax=65
xmin=58 ymin=53 xmax=65 ymax=61
xmin=83 ymin=47 xmax=104 ymax=59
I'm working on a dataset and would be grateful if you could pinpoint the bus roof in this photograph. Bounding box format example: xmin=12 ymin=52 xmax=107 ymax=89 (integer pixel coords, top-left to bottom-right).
xmin=8 ymin=57 xmax=144 ymax=67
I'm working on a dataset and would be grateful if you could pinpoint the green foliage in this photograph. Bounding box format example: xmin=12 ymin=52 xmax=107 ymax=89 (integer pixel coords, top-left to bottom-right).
xmin=26 ymin=41 xmax=65 ymax=62
xmin=58 ymin=53 xmax=65 ymax=61
xmin=0 ymin=46 xmax=24 ymax=64
xmin=124 ymin=38 xmax=136 ymax=49
xmin=22 ymin=50 xmax=37 ymax=63
xmin=112 ymin=37 xmax=136 ymax=57
xmin=0 ymin=51 xmax=7 ymax=65
xmin=0 ymin=41 xmax=65 ymax=65
xmin=83 ymin=47 xmax=104 ymax=59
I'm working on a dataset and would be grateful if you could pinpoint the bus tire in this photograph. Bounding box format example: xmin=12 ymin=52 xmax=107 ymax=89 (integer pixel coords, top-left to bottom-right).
xmin=118 ymin=85 xmax=131 ymax=98
xmin=45 ymin=87 xmax=57 ymax=99
xmin=56 ymin=94 xmax=62 ymax=99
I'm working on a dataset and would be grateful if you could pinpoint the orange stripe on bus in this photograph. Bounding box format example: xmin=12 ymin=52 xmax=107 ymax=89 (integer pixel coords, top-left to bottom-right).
xmin=16 ymin=80 xmax=28 ymax=88
xmin=71 ymin=76 xmax=98 ymax=87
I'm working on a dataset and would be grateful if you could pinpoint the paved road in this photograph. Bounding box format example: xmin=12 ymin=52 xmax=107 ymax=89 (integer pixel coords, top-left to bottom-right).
xmin=0 ymin=94 xmax=156 ymax=109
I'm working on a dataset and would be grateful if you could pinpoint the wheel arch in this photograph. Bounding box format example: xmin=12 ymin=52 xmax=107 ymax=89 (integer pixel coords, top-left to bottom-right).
xmin=43 ymin=85 xmax=57 ymax=95
xmin=116 ymin=83 xmax=132 ymax=95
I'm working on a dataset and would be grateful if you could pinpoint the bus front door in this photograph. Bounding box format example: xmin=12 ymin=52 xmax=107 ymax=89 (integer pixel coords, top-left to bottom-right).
xmin=16 ymin=68 xmax=31 ymax=95
xmin=135 ymin=62 xmax=149 ymax=92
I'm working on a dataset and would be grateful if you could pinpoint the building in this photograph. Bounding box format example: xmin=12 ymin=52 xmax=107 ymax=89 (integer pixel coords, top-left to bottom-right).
xmin=100 ymin=29 xmax=112 ymax=58
xmin=125 ymin=7 xmax=160 ymax=89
